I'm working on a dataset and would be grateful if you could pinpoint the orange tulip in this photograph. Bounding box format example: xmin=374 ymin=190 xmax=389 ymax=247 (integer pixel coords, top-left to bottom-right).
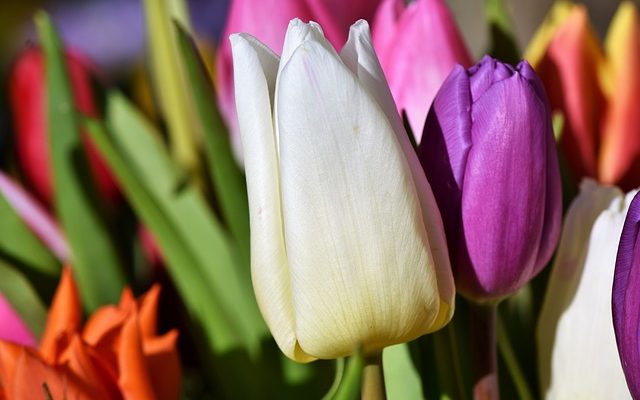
xmin=599 ymin=2 xmax=640 ymax=189
xmin=0 ymin=268 xmax=181 ymax=400
xmin=526 ymin=1 xmax=640 ymax=190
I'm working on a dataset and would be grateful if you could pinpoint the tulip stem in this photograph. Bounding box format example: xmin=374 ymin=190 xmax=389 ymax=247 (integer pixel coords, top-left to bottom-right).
xmin=362 ymin=352 xmax=386 ymax=400
xmin=497 ymin=314 xmax=534 ymax=400
xmin=469 ymin=302 xmax=499 ymax=400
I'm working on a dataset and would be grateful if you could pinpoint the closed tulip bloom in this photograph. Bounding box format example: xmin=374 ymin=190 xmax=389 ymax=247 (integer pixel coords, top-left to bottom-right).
xmin=231 ymin=19 xmax=454 ymax=361
xmin=537 ymin=179 xmax=630 ymax=398
xmin=372 ymin=0 xmax=472 ymax=142
xmin=418 ymin=56 xmax=562 ymax=301
xmin=217 ymin=0 xmax=381 ymax=161
xmin=10 ymin=47 xmax=119 ymax=207
xmin=613 ymin=191 xmax=640 ymax=398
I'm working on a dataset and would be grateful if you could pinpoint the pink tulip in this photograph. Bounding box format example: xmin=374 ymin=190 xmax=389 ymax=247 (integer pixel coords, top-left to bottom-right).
xmin=0 ymin=293 xmax=36 ymax=347
xmin=372 ymin=0 xmax=472 ymax=143
xmin=216 ymin=0 xmax=381 ymax=161
xmin=0 ymin=171 xmax=69 ymax=262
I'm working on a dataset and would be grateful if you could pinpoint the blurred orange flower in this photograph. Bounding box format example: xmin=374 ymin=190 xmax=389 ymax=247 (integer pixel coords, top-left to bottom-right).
xmin=0 ymin=268 xmax=181 ymax=400
xmin=526 ymin=1 xmax=640 ymax=190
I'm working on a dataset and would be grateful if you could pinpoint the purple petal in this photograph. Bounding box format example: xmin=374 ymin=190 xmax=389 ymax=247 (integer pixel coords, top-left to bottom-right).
xmin=460 ymin=74 xmax=549 ymax=299
xmin=418 ymin=64 xmax=472 ymax=259
xmin=0 ymin=293 xmax=36 ymax=347
xmin=613 ymin=191 xmax=640 ymax=398
xmin=0 ymin=172 xmax=70 ymax=262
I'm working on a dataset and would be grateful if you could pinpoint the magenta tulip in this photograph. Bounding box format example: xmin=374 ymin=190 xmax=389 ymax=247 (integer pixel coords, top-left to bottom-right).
xmin=418 ymin=56 xmax=562 ymax=301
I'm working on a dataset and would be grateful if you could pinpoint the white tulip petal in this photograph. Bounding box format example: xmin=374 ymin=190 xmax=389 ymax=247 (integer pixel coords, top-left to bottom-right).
xmin=279 ymin=19 xmax=333 ymax=76
xmin=542 ymin=186 xmax=633 ymax=399
xmin=340 ymin=19 xmax=455 ymax=322
xmin=277 ymin=39 xmax=443 ymax=358
xmin=230 ymin=33 xmax=314 ymax=362
xmin=537 ymin=178 xmax=622 ymax=391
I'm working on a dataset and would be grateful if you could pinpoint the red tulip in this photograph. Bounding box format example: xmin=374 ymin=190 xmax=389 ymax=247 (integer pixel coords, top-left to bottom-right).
xmin=10 ymin=47 xmax=120 ymax=207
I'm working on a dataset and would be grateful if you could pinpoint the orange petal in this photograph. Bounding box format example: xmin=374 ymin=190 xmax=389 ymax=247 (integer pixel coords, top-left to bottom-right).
xmin=83 ymin=305 xmax=129 ymax=346
xmin=598 ymin=2 xmax=640 ymax=188
xmin=138 ymin=285 xmax=161 ymax=339
xmin=58 ymin=335 xmax=120 ymax=400
xmin=40 ymin=266 xmax=82 ymax=364
xmin=0 ymin=341 xmax=21 ymax=398
xmin=144 ymin=330 xmax=181 ymax=400
xmin=11 ymin=346 xmax=93 ymax=400
xmin=534 ymin=5 xmax=606 ymax=182
xmin=118 ymin=313 xmax=155 ymax=400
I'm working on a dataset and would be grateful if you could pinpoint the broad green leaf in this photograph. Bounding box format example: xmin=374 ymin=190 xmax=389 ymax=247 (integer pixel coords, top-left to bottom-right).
xmin=0 ymin=193 xmax=60 ymax=276
xmin=142 ymin=0 xmax=198 ymax=174
xmin=92 ymin=93 xmax=267 ymax=354
xmin=0 ymin=259 xmax=48 ymax=338
xmin=85 ymin=116 xmax=237 ymax=352
xmin=35 ymin=12 xmax=125 ymax=311
xmin=174 ymin=23 xmax=251 ymax=267
xmin=384 ymin=344 xmax=424 ymax=400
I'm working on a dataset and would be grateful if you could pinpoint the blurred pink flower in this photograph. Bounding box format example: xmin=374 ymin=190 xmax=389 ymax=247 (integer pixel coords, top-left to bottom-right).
xmin=216 ymin=0 xmax=381 ymax=162
xmin=372 ymin=0 xmax=472 ymax=143
xmin=0 ymin=293 xmax=36 ymax=347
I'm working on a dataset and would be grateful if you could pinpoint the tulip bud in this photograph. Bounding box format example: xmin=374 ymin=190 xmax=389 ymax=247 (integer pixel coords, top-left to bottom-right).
xmin=613 ymin=191 xmax=640 ymax=398
xmin=0 ymin=294 xmax=36 ymax=347
xmin=537 ymin=179 xmax=631 ymax=398
xmin=231 ymin=19 xmax=454 ymax=361
xmin=372 ymin=0 xmax=472 ymax=142
xmin=9 ymin=47 xmax=119 ymax=207
xmin=599 ymin=2 xmax=640 ymax=189
xmin=418 ymin=56 xmax=562 ymax=301
xmin=524 ymin=2 xmax=606 ymax=183
xmin=217 ymin=0 xmax=381 ymax=162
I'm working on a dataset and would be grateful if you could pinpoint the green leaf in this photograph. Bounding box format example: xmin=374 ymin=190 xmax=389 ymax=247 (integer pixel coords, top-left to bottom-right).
xmin=485 ymin=0 xmax=520 ymax=64
xmin=0 ymin=193 xmax=60 ymax=276
xmin=142 ymin=0 xmax=198 ymax=173
xmin=174 ymin=23 xmax=251 ymax=268
xmin=35 ymin=12 xmax=125 ymax=311
xmin=384 ymin=344 xmax=424 ymax=400
xmin=89 ymin=93 xmax=267 ymax=354
xmin=0 ymin=259 xmax=48 ymax=338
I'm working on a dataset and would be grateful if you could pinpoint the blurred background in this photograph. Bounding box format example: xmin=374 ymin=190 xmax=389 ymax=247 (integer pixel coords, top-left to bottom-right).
xmin=0 ymin=0 xmax=627 ymax=73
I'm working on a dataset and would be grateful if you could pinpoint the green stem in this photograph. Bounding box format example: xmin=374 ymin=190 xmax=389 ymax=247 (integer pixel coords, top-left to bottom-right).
xmin=497 ymin=314 xmax=534 ymax=400
xmin=362 ymin=352 xmax=386 ymax=400
xmin=447 ymin=322 xmax=468 ymax=400
xmin=469 ymin=302 xmax=499 ymax=400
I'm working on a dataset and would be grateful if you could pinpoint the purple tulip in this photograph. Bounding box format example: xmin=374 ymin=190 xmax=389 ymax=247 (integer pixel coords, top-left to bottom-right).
xmin=613 ymin=191 xmax=640 ymax=398
xmin=418 ymin=56 xmax=562 ymax=301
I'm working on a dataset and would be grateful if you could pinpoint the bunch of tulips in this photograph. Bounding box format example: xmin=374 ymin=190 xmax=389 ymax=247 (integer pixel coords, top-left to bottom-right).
xmin=1 ymin=0 xmax=639 ymax=398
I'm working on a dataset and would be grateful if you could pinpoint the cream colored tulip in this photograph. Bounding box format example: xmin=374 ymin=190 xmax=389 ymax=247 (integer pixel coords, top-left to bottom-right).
xmin=537 ymin=179 xmax=632 ymax=398
xmin=231 ymin=19 xmax=454 ymax=362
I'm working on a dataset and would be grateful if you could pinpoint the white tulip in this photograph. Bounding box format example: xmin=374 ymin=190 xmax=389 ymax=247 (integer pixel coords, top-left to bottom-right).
xmin=230 ymin=19 xmax=455 ymax=362
xmin=537 ymin=179 xmax=633 ymax=398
